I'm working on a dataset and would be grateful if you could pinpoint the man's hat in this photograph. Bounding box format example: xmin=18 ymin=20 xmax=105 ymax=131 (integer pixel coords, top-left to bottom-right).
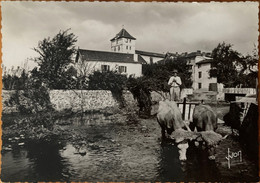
xmin=173 ymin=69 xmax=178 ymax=73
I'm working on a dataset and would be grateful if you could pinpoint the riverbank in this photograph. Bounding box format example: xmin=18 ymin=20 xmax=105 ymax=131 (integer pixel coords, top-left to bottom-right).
xmin=2 ymin=105 xmax=138 ymax=151
xmin=2 ymin=101 xmax=229 ymax=150
xmin=1 ymin=103 xmax=258 ymax=181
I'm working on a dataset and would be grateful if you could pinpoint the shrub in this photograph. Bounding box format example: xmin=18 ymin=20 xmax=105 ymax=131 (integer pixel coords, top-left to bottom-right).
xmin=9 ymin=84 xmax=53 ymax=115
xmin=126 ymin=76 xmax=152 ymax=117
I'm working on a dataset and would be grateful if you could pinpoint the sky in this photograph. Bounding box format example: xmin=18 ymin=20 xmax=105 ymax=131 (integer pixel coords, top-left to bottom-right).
xmin=1 ymin=1 xmax=259 ymax=69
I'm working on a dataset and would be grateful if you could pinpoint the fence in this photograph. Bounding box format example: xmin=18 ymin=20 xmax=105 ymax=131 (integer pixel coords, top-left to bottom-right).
xmin=177 ymin=98 xmax=199 ymax=121
xmin=223 ymin=88 xmax=256 ymax=95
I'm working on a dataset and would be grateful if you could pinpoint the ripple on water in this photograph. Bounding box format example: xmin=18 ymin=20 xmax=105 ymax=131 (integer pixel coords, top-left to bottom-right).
xmin=1 ymin=113 xmax=259 ymax=181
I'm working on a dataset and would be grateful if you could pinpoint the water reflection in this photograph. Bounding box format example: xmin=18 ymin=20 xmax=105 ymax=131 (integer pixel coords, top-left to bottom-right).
xmin=156 ymin=143 xmax=183 ymax=181
xmin=2 ymin=141 xmax=71 ymax=181
xmin=185 ymin=144 xmax=221 ymax=181
xmin=1 ymin=113 xmax=258 ymax=181
xmin=25 ymin=142 xmax=73 ymax=181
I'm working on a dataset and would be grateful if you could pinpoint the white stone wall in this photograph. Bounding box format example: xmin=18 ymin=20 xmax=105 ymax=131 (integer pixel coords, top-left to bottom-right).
xmin=2 ymin=89 xmax=195 ymax=114
xmin=49 ymin=90 xmax=117 ymax=112
xmin=2 ymin=90 xmax=137 ymax=114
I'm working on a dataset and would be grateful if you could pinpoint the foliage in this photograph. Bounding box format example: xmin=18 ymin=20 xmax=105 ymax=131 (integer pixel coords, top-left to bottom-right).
xmin=69 ymin=60 xmax=93 ymax=90
xmin=88 ymin=71 xmax=127 ymax=107
xmin=2 ymin=69 xmax=29 ymax=90
xmin=142 ymin=56 xmax=192 ymax=90
xmin=209 ymin=42 xmax=242 ymax=87
xmin=129 ymin=56 xmax=191 ymax=117
xmin=8 ymin=83 xmax=53 ymax=115
xmin=33 ymin=29 xmax=77 ymax=89
xmin=126 ymin=76 xmax=152 ymax=117
xmin=2 ymin=112 xmax=66 ymax=143
xmin=209 ymin=42 xmax=258 ymax=88
xmin=241 ymin=46 xmax=258 ymax=87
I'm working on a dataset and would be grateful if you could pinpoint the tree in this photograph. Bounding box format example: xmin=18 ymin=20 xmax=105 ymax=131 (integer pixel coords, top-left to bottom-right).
xmin=2 ymin=66 xmax=29 ymax=90
xmin=210 ymin=42 xmax=258 ymax=88
xmin=66 ymin=61 xmax=96 ymax=116
xmin=130 ymin=56 xmax=192 ymax=117
xmin=240 ymin=45 xmax=258 ymax=87
xmin=209 ymin=42 xmax=244 ymax=87
xmin=142 ymin=56 xmax=192 ymax=91
xmin=33 ymin=29 xmax=77 ymax=89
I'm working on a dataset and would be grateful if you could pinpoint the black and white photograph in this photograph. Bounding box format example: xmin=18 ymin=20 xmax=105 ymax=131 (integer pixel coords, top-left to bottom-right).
xmin=1 ymin=1 xmax=259 ymax=182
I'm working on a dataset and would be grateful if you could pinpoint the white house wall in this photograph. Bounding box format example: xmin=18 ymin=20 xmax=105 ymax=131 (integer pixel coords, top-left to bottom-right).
xmin=76 ymin=59 xmax=142 ymax=77
xmin=188 ymin=55 xmax=217 ymax=90
xmin=193 ymin=63 xmax=217 ymax=90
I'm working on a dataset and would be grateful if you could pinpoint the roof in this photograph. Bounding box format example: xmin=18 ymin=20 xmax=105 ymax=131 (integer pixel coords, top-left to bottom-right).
xmin=110 ymin=28 xmax=136 ymax=41
xmin=186 ymin=52 xmax=200 ymax=58
xmin=135 ymin=50 xmax=165 ymax=58
xmin=180 ymin=51 xmax=211 ymax=58
xmin=76 ymin=49 xmax=145 ymax=64
xmin=196 ymin=59 xmax=213 ymax=64
xmin=157 ymin=59 xmax=166 ymax=65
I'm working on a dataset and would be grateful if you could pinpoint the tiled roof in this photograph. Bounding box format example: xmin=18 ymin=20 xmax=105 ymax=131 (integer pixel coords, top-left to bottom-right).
xmin=196 ymin=59 xmax=213 ymax=64
xmin=135 ymin=50 xmax=165 ymax=58
xmin=76 ymin=49 xmax=144 ymax=64
xmin=110 ymin=28 xmax=136 ymax=41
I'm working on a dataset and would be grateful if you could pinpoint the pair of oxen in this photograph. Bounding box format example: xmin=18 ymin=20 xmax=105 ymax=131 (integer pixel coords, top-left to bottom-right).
xmin=157 ymin=99 xmax=226 ymax=161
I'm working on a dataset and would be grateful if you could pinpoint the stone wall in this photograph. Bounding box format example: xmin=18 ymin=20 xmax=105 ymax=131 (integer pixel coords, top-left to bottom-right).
xmin=1 ymin=90 xmax=137 ymax=114
xmin=1 ymin=89 xmax=193 ymax=114
xmin=49 ymin=90 xmax=118 ymax=112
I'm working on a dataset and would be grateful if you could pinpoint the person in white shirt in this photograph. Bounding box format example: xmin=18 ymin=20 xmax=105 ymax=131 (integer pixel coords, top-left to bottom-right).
xmin=168 ymin=69 xmax=182 ymax=101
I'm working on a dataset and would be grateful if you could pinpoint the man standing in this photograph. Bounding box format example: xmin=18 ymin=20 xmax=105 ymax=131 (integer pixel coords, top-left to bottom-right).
xmin=168 ymin=69 xmax=182 ymax=101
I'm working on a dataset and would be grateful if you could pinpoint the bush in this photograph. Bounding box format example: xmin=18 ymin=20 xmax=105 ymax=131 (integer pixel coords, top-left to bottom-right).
xmin=9 ymin=84 xmax=53 ymax=115
xmin=142 ymin=57 xmax=192 ymax=89
xmin=3 ymin=69 xmax=29 ymax=90
xmin=126 ymin=76 xmax=152 ymax=117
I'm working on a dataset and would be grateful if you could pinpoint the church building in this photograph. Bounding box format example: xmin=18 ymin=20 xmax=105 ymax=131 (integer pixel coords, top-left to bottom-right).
xmin=110 ymin=28 xmax=165 ymax=64
xmin=75 ymin=28 xmax=165 ymax=77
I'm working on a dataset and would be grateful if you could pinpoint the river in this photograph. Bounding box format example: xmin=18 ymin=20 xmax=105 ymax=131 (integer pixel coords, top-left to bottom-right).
xmin=1 ymin=112 xmax=258 ymax=181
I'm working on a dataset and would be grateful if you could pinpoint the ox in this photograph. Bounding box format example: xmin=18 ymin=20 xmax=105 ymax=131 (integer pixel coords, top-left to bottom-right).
xmin=157 ymin=100 xmax=190 ymax=160
xmin=157 ymin=101 xmax=224 ymax=161
xmin=157 ymin=99 xmax=186 ymax=139
xmin=192 ymin=104 xmax=217 ymax=132
xmin=191 ymin=104 xmax=219 ymax=160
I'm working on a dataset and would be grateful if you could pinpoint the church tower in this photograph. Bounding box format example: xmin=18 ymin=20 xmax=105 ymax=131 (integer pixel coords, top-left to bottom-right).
xmin=110 ymin=28 xmax=136 ymax=54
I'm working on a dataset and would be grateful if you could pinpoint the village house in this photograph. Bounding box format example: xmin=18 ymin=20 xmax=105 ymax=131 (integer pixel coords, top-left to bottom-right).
xmin=75 ymin=49 xmax=145 ymax=77
xmin=188 ymin=52 xmax=223 ymax=91
xmin=75 ymin=28 xmax=165 ymax=77
xmin=193 ymin=58 xmax=219 ymax=90
xmin=161 ymin=50 xmax=222 ymax=91
xmin=74 ymin=28 xmax=223 ymax=92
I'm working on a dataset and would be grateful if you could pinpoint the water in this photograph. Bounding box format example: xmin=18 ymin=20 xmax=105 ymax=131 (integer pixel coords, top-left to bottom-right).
xmin=1 ymin=113 xmax=258 ymax=181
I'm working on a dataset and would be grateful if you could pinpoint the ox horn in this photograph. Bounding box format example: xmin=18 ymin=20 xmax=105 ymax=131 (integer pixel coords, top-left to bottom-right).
xmin=182 ymin=120 xmax=191 ymax=132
